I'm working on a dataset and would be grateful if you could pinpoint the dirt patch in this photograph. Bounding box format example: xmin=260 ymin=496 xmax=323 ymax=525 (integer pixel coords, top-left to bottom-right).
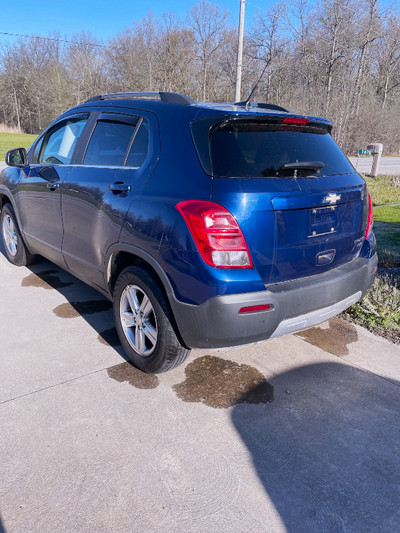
xmin=53 ymin=300 xmax=112 ymax=318
xmin=22 ymin=270 xmax=73 ymax=290
xmin=295 ymin=317 xmax=358 ymax=356
xmin=107 ymin=362 xmax=159 ymax=389
xmin=173 ymin=355 xmax=273 ymax=409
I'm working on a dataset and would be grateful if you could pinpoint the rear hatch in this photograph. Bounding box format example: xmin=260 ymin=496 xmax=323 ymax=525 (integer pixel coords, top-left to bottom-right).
xmin=192 ymin=114 xmax=368 ymax=285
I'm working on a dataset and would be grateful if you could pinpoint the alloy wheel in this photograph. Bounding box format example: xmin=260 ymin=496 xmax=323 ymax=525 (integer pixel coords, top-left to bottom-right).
xmin=2 ymin=214 xmax=18 ymax=257
xmin=119 ymin=284 xmax=158 ymax=357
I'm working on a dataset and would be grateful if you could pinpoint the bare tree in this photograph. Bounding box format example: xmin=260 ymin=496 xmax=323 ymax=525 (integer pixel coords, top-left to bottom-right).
xmin=352 ymin=0 xmax=382 ymax=117
xmin=187 ymin=0 xmax=228 ymax=100
xmin=313 ymin=0 xmax=357 ymax=115
xmin=156 ymin=13 xmax=196 ymax=94
xmin=66 ymin=32 xmax=108 ymax=104
xmin=246 ymin=3 xmax=289 ymax=104
xmin=106 ymin=11 xmax=160 ymax=92
xmin=0 ymin=35 xmax=68 ymax=133
xmin=375 ymin=16 xmax=400 ymax=109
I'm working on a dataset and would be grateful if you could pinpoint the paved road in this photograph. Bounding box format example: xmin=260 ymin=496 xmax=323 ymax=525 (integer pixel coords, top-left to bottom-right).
xmin=0 ymin=239 xmax=399 ymax=532
xmin=349 ymin=156 xmax=400 ymax=175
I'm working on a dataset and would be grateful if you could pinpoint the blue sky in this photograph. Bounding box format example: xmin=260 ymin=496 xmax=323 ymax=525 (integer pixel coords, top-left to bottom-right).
xmin=0 ymin=0 xmax=267 ymax=45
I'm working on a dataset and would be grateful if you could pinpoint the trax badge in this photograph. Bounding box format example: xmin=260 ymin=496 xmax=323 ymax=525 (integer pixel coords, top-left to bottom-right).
xmin=323 ymin=193 xmax=341 ymax=205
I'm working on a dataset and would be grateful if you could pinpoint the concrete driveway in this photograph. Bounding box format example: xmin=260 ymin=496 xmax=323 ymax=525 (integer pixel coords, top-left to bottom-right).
xmin=0 ymin=239 xmax=399 ymax=533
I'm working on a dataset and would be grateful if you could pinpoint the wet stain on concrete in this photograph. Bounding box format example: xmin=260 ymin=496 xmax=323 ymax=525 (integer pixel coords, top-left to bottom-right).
xmin=294 ymin=316 xmax=358 ymax=356
xmin=98 ymin=328 xmax=122 ymax=347
xmin=107 ymin=362 xmax=159 ymax=389
xmin=53 ymin=300 xmax=112 ymax=318
xmin=22 ymin=270 xmax=73 ymax=290
xmin=173 ymin=355 xmax=274 ymax=409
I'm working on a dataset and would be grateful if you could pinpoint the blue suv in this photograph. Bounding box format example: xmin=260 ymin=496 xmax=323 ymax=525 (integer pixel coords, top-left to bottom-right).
xmin=0 ymin=91 xmax=377 ymax=372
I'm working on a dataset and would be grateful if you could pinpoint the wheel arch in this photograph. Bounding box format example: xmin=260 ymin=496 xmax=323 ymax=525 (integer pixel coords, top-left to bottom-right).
xmin=105 ymin=244 xmax=176 ymax=302
xmin=105 ymin=244 xmax=190 ymax=350
xmin=0 ymin=191 xmax=37 ymax=259
xmin=0 ymin=192 xmax=13 ymax=211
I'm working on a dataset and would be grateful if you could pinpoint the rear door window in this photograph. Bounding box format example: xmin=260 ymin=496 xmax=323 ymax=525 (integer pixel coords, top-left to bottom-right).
xmin=83 ymin=115 xmax=149 ymax=167
xmin=125 ymin=120 xmax=149 ymax=167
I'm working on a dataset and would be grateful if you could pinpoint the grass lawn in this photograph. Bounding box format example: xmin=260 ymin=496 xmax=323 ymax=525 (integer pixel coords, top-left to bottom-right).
xmin=0 ymin=133 xmax=37 ymax=160
xmin=363 ymin=175 xmax=400 ymax=267
xmin=373 ymin=203 xmax=400 ymax=267
xmin=364 ymin=175 xmax=400 ymax=206
xmin=373 ymin=204 xmax=400 ymax=223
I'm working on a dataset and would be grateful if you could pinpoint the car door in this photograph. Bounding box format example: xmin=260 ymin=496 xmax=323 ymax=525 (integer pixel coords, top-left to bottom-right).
xmin=61 ymin=110 xmax=158 ymax=290
xmin=16 ymin=113 xmax=89 ymax=265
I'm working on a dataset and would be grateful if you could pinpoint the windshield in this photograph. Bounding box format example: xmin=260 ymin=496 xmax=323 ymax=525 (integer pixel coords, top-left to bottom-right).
xmin=192 ymin=118 xmax=355 ymax=178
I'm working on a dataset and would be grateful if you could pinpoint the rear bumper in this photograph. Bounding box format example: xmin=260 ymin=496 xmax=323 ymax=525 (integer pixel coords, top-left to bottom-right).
xmin=170 ymin=253 xmax=378 ymax=349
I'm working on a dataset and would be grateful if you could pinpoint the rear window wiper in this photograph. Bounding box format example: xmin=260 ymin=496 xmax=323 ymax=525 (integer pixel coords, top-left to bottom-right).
xmin=280 ymin=161 xmax=325 ymax=172
xmin=263 ymin=161 xmax=325 ymax=178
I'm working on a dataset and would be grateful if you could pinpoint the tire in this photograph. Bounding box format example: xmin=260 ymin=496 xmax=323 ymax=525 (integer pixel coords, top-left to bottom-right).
xmin=1 ymin=203 xmax=36 ymax=266
xmin=113 ymin=266 xmax=190 ymax=373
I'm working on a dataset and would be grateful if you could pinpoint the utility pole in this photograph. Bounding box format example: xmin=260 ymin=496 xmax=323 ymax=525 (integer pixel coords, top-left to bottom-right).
xmin=235 ymin=0 xmax=245 ymax=102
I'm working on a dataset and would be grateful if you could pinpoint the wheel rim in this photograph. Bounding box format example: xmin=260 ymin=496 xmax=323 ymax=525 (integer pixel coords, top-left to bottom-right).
xmin=2 ymin=214 xmax=18 ymax=257
xmin=120 ymin=284 xmax=158 ymax=357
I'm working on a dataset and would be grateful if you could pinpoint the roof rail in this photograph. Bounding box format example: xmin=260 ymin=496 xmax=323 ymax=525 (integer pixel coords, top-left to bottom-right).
xmin=234 ymin=101 xmax=289 ymax=113
xmin=85 ymin=91 xmax=196 ymax=105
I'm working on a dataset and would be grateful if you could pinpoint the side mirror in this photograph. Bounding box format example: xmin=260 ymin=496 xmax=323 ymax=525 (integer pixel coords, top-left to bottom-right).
xmin=5 ymin=147 xmax=28 ymax=168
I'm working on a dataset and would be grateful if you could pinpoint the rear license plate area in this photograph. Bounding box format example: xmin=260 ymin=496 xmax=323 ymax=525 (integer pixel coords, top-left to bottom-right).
xmin=309 ymin=206 xmax=338 ymax=238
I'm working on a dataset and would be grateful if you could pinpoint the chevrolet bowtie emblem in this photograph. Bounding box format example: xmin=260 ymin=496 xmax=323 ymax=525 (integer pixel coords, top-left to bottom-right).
xmin=323 ymin=193 xmax=341 ymax=205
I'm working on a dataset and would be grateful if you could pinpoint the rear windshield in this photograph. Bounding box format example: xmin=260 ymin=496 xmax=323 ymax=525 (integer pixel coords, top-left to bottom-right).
xmin=191 ymin=118 xmax=354 ymax=178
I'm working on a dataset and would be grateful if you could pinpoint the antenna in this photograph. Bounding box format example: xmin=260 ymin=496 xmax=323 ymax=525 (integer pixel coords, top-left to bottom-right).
xmin=243 ymin=61 xmax=270 ymax=107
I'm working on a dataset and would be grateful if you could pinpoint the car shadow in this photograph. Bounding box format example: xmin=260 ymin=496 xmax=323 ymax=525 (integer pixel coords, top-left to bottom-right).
xmin=0 ymin=241 xmax=128 ymax=363
xmin=231 ymin=361 xmax=400 ymax=532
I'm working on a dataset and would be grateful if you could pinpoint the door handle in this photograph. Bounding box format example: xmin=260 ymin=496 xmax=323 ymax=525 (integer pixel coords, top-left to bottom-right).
xmin=108 ymin=181 xmax=131 ymax=194
xmin=46 ymin=182 xmax=60 ymax=190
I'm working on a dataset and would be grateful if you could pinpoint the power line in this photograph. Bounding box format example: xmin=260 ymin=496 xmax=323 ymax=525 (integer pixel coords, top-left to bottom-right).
xmin=0 ymin=31 xmax=109 ymax=49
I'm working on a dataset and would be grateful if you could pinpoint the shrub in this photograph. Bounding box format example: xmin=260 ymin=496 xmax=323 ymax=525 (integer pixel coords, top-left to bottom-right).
xmin=345 ymin=274 xmax=400 ymax=339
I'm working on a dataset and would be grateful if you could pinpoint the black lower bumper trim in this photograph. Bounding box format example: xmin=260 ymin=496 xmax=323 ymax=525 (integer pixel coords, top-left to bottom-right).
xmin=169 ymin=254 xmax=378 ymax=349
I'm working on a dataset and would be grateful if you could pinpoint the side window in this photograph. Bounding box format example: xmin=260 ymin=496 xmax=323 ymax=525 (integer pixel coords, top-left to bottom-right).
xmin=31 ymin=135 xmax=44 ymax=163
xmin=38 ymin=116 xmax=87 ymax=165
xmin=84 ymin=121 xmax=136 ymax=167
xmin=126 ymin=119 xmax=149 ymax=168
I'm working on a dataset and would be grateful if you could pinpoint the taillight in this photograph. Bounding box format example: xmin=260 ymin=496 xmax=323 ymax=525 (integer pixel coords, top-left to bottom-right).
xmin=176 ymin=200 xmax=253 ymax=268
xmin=283 ymin=117 xmax=309 ymax=125
xmin=365 ymin=192 xmax=373 ymax=239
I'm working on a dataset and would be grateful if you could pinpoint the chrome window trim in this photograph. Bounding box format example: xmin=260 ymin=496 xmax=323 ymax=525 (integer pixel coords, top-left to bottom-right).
xmin=28 ymin=164 xmax=140 ymax=170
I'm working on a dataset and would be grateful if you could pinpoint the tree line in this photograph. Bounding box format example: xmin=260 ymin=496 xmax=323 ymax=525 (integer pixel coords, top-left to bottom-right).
xmin=0 ymin=0 xmax=399 ymax=154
